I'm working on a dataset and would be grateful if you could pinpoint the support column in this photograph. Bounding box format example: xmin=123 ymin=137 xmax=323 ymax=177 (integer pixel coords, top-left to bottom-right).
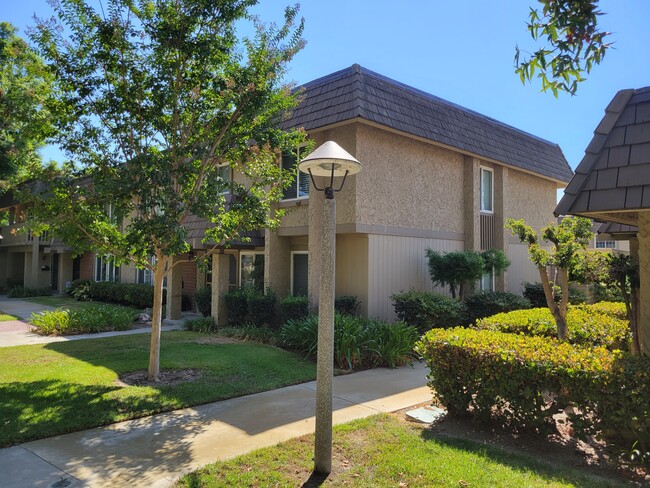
xmin=29 ymin=238 xmax=40 ymax=287
xmin=463 ymin=156 xmax=481 ymax=252
xmin=210 ymin=253 xmax=231 ymax=326
xmin=264 ymin=228 xmax=291 ymax=298
xmin=637 ymin=212 xmax=650 ymax=355
xmin=494 ymin=166 xmax=508 ymax=292
xmin=166 ymin=257 xmax=183 ymax=320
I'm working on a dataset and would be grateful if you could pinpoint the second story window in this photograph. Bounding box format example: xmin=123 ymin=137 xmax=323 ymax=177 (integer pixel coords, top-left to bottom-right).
xmin=480 ymin=167 xmax=493 ymax=213
xmin=217 ymin=164 xmax=232 ymax=194
xmin=96 ymin=254 xmax=119 ymax=282
xmin=281 ymin=147 xmax=309 ymax=201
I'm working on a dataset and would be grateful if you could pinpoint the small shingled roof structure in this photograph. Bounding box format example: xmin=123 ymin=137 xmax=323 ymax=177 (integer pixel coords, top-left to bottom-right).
xmin=555 ymin=86 xmax=650 ymax=224
xmin=281 ymin=64 xmax=573 ymax=185
xmin=597 ymin=221 xmax=638 ymax=240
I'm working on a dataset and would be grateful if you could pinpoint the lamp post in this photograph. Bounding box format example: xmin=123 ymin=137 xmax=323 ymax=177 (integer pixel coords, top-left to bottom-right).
xmin=298 ymin=141 xmax=362 ymax=475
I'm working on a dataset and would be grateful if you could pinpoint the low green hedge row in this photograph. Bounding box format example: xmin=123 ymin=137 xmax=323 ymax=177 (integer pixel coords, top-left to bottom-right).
xmin=575 ymin=301 xmax=627 ymax=321
xmin=417 ymin=327 xmax=650 ymax=451
xmin=8 ymin=286 xmax=53 ymax=298
xmin=391 ymin=290 xmax=465 ymax=333
xmin=280 ymin=314 xmax=419 ymax=369
xmin=67 ymin=280 xmax=156 ymax=309
xmin=30 ymin=305 xmax=137 ymax=335
xmin=474 ymin=306 xmax=630 ymax=351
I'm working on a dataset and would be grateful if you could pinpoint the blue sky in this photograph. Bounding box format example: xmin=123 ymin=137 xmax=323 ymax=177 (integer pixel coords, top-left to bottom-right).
xmin=5 ymin=0 xmax=650 ymax=193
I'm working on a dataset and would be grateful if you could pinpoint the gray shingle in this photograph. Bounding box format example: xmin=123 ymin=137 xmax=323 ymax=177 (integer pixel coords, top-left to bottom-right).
xmin=282 ymin=64 xmax=572 ymax=183
xmin=607 ymin=145 xmax=630 ymax=167
xmin=636 ymin=102 xmax=650 ymax=123
xmin=630 ymin=143 xmax=650 ymax=165
xmin=596 ymin=168 xmax=619 ymax=189
xmin=618 ymin=164 xmax=650 ymax=187
xmin=625 ymin=122 xmax=650 ymax=145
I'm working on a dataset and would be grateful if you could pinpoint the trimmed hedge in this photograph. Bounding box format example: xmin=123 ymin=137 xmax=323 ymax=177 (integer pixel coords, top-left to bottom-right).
xmin=223 ymin=288 xmax=277 ymax=327
xmin=84 ymin=281 xmax=155 ymax=309
xmin=462 ymin=291 xmax=531 ymax=325
xmin=280 ymin=314 xmax=419 ymax=369
xmin=335 ymin=295 xmax=360 ymax=316
xmin=392 ymin=290 xmax=465 ymax=333
xmin=195 ymin=287 xmax=212 ymax=317
xmin=417 ymin=327 xmax=650 ymax=451
xmin=577 ymin=301 xmax=627 ymax=321
xmin=474 ymin=306 xmax=630 ymax=351
xmin=8 ymin=286 xmax=52 ymax=298
xmin=279 ymin=295 xmax=309 ymax=322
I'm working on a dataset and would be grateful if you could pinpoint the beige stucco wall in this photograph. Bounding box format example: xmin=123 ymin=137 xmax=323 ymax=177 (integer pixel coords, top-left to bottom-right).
xmin=505 ymin=170 xmax=558 ymax=230
xmin=355 ymin=124 xmax=465 ymax=233
xmin=367 ymin=234 xmax=464 ymax=321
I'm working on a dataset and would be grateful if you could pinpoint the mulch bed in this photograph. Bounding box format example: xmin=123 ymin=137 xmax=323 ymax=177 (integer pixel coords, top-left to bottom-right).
xmin=115 ymin=368 xmax=203 ymax=387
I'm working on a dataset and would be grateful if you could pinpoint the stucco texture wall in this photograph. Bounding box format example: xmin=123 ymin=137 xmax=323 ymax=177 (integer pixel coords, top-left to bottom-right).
xmin=505 ymin=170 xmax=558 ymax=230
xmin=355 ymin=124 xmax=464 ymax=233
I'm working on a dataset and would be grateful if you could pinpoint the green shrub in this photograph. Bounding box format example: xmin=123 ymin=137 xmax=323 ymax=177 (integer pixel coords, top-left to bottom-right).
xmin=30 ymin=305 xmax=136 ymax=335
xmin=247 ymin=289 xmax=276 ymax=327
xmin=335 ymin=295 xmax=360 ymax=316
xmin=279 ymin=295 xmax=309 ymax=322
xmin=417 ymin=327 xmax=650 ymax=453
xmin=279 ymin=314 xmax=418 ymax=370
xmin=8 ymin=286 xmax=52 ymax=298
xmin=578 ymin=301 xmax=627 ymax=320
xmin=593 ymin=281 xmax=625 ymax=302
xmin=185 ymin=316 xmax=216 ymax=333
xmin=223 ymin=288 xmax=277 ymax=327
xmin=462 ymin=291 xmax=531 ymax=325
xmin=195 ymin=287 xmax=212 ymax=317
xmin=523 ymin=282 xmax=588 ymax=307
xmin=66 ymin=279 xmax=92 ymax=301
xmin=475 ymin=306 xmax=630 ymax=351
xmin=391 ymin=290 xmax=465 ymax=333
xmin=87 ymin=281 xmax=155 ymax=309
xmin=219 ymin=325 xmax=278 ymax=345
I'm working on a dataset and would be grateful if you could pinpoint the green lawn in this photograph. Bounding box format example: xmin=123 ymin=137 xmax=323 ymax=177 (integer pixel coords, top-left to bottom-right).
xmin=177 ymin=414 xmax=627 ymax=488
xmin=0 ymin=331 xmax=316 ymax=446
xmin=0 ymin=313 xmax=20 ymax=321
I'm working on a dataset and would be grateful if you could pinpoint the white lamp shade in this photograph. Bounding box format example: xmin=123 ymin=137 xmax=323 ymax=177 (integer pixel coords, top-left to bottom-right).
xmin=298 ymin=141 xmax=362 ymax=177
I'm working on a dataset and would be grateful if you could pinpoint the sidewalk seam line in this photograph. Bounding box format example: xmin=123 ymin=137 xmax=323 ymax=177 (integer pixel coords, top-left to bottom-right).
xmin=18 ymin=445 xmax=85 ymax=485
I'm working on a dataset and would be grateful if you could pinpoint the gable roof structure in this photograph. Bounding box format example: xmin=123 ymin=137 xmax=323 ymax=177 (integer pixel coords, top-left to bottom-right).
xmin=281 ymin=64 xmax=573 ymax=184
xmin=555 ymin=86 xmax=650 ymax=224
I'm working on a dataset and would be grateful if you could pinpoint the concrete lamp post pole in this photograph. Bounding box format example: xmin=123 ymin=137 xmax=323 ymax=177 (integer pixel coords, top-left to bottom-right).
xmin=298 ymin=141 xmax=362 ymax=476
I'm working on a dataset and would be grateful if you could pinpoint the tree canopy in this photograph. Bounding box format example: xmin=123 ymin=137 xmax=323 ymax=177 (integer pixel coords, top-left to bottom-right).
xmin=515 ymin=0 xmax=611 ymax=96
xmin=0 ymin=22 xmax=54 ymax=187
xmin=27 ymin=0 xmax=307 ymax=380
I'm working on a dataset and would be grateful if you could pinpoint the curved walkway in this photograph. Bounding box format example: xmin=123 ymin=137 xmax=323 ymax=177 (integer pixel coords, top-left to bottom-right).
xmin=0 ymin=363 xmax=431 ymax=488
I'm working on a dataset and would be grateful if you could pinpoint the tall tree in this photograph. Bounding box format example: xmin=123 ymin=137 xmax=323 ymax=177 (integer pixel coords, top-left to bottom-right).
xmin=28 ymin=0 xmax=306 ymax=380
xmin=0 ymin=22 xmax=54 ymax=188
xmin=515 ymin=0 xmax=611 ymax=96
xmin=506 ymin=216 xmax=593 ymax=340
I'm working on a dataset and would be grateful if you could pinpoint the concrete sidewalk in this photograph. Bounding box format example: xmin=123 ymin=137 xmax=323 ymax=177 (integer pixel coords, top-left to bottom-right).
xmin=0 ymin=363 xmax=432 ymax=488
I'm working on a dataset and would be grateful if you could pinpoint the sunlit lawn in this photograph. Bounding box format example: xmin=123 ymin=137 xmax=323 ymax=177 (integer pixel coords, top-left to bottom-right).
xmin=0 ymin=313 xmax=20 ymax=321
xmin=177 ymin=414 xmax=627 ymax=488
xmin=0 ymin=331 xmax=316 ymax=446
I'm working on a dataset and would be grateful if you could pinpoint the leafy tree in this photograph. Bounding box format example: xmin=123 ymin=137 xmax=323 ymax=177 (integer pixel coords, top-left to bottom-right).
xmin=27 ymin=0 xmax=306 ymax=380
xmin=0 ymin=22 xmax=54 ymax=188
xmin=515 ymin=0 xmax=611 ymax=96
xmin=425 ymin=249 xmax=510 ymax=300
xmin=506 ymin=216 xmax=593 ymax=340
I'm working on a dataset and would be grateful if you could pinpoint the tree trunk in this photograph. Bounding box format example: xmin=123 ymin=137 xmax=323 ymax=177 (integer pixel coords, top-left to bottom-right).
xmin=148 ymin=254 xmax=167 ymax=381
xmin=538 ymin=265 xmax=569 ymax=341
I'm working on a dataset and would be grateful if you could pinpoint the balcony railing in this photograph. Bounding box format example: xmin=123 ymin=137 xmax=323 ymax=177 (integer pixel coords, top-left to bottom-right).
xmin=1 ymin=224 xmax=52 ymax=247
xmin=480 ymin=212 xmax=495 ymax=250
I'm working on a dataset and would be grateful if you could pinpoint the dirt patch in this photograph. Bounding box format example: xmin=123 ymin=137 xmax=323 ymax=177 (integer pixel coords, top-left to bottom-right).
xmin=396 ymin=402 xmax=648 ymax=484
xmin=193 ymin=336 xmax=242 ymax=345
xmin=116 ymin=368 xmax=203 ymax=387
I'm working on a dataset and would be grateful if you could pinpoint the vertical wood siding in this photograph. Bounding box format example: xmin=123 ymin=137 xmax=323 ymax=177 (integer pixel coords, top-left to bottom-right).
xmin=506 ymin=243 xmax=542 ymax=294
xmin=335 ymin=235 xmax=369 ymax=316
xmin=367 ymin=235 xmax=464 ymax=321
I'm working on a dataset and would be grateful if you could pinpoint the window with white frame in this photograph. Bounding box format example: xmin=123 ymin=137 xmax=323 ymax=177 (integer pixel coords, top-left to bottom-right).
xmin=480 ymin=167 xmax=493 ymax=213
xmin=95 ymin=255 xmax=119 ymax=282
xmin=291 ymin=252 xmax=308 ymax=296
xmin=239 ymin=252 xmax=265 ymax=291
xmin=480 ymin=269 xmax=495 ymax=292
xmin=596 ymin=240 xmax=616 ymax=249
xmin=281 ymin=147 xmax=310 ymax=200
xmin=217 ymin=164 xmax=232 ymax=194
xmin=137 ymin=256 xmax=155 ymax=285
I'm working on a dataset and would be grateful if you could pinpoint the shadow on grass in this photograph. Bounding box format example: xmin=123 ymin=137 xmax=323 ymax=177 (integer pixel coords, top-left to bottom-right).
xmin=419 ymin=423 xmax=621 ymax=487
xmin=301 ymin=471 xmax=329 ymax=487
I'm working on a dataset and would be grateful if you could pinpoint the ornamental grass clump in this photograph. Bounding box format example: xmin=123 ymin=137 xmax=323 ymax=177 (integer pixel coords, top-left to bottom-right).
xmin=31 ymin=305 xmax=136 ymax=335
xmin=280 ymin=314 xmax=418 ymax=370
xmin=416 ymin=327 xmax=650 ymax=454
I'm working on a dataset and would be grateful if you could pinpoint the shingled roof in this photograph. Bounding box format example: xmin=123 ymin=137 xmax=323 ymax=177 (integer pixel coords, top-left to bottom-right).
xmin=281 ymin=64 xmax=573 ymax=183
xmin=555 ymin=86 xmax=650 ymax=222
